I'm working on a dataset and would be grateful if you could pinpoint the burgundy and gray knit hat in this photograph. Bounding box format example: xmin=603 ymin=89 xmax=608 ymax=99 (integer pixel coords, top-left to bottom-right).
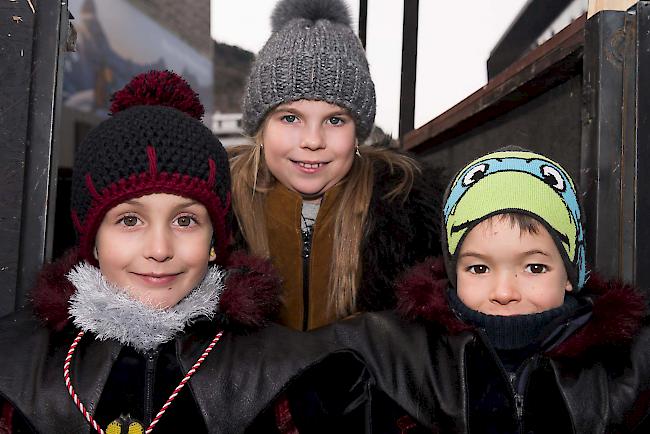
xmin=70 ymin=70 xmax=231 ymax=264
xmin=242 ymin=0 xmax=376 ymax=141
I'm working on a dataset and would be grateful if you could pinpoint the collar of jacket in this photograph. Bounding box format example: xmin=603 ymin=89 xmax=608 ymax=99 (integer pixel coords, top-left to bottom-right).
xmin=265 ymin=182 xmax=343 ymax=329
xmin=394 ymin=256 xmax=647 ymax=360
xmin=265 ymin=182 xmax=343 ymax=229
xmin=30 ymin=248 xmax=282 ymax=333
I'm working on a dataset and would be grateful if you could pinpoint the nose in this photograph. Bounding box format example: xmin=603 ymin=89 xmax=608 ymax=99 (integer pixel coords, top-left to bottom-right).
xmin=490 ymin=272 xmax=521 ymax=305
xmin=300 ymin=124 xmax=325 ymax=151
xmin=143 ymin=224 xmax=173 ymax=262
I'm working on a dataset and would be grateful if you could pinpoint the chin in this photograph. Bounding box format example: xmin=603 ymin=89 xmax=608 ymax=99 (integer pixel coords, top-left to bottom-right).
xmin=294 ymin=186 xmax=327 ymax=198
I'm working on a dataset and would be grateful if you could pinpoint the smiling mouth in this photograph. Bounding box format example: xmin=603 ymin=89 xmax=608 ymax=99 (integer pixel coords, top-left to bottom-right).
xmin=291 ymin=160 xmax=328 ymax=169
xmin=132 ymin=272 xmax=182 ymax=285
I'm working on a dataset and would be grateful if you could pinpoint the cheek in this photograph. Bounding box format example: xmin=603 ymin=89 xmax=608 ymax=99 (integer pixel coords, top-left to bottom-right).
xmin=262 ymin=124 xmax=297 ymax=155
xmin=530 ymin=274 xmax=567 ymax=309
xmin=179 ymin=244 xmax=211 ymax=267
xmin=178 ymin=232 xmax=212 ymax=265
xmin=329 ymin=137 xmax=355 ymax=172
xmin=95 ymin=227 xmax=133 ymax=279
xmin=456 ymin=279 xmax=480 ymax=309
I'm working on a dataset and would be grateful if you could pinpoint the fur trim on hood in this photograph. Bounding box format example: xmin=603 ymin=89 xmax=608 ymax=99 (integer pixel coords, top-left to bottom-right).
xmin=395 ymin=257 xmax=648 ymax=360
xmin=30 ymin=248 xmax=281 ymax=333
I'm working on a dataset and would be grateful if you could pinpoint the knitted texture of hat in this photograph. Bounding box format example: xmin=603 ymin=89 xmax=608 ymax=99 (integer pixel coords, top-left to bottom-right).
xmin=242 ymin=0 xmax=376 ymax=141
xmin=441 ymin=149 xmax=586 ymax=291
xmin=71 ymin=71 xmax=231 ymax=264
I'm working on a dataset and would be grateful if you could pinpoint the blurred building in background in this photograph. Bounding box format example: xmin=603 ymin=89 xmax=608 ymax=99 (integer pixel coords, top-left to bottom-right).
xmin=211 ymin=41 xmax=254 ymax=146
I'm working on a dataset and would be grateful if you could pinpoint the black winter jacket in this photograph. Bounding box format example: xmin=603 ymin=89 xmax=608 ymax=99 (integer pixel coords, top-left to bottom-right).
xmin=0 ymin=250 xmax=368 ymax=434
xmin=320 ymin=258 xmax=650 ymax=433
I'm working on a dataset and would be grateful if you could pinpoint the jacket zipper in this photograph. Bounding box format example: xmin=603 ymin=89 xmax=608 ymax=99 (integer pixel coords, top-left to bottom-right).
xmin=509 ymin=373 xmax=525 ymax=421
xmin=475 ymin=331 xmax=536 ymax=433
xmin=144 ymin=349 xmax=159 ymax=426
xmin=301 ymin=228 xmax=313 ymax=331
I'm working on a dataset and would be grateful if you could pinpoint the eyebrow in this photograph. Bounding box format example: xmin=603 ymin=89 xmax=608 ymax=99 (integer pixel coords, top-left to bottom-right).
xmin=457 ymin=251 xmax=488 ymax=260
xmin=458 ymin=249 xmax=550 ymax=260
xmin=272 ymin=105 xmax=351 ymax=118
xmin=120 ymin=199 xmax=200 ymax=209
xmin=522 ymin=249 xmax=550 ymax=257
xmin=272 ymin=105 xmax=300 ymax=114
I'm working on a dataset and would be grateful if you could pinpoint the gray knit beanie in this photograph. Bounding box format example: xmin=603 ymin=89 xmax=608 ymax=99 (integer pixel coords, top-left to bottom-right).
xmin=242 ymin=0 xmax=376 ymax=141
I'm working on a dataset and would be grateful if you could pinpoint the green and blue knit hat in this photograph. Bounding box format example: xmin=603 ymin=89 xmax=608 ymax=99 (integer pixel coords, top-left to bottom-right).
xmin=442 ymin=149 xmax=587 ymax=290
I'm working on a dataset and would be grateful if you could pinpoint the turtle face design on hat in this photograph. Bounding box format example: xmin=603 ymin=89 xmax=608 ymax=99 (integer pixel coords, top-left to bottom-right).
xmin=443 ymin=150 xmax=586 ymax=290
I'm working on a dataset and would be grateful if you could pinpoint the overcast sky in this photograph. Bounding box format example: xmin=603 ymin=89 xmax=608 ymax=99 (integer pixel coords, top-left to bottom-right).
xmin=211 ymin=1 xmax=532 ymax=136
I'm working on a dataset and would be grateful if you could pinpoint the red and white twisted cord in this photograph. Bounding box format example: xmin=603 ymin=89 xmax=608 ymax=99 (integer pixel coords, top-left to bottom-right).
xmin=64 ymin=330 xmax=105 ymax=434
xmin=64 ymin=329 xmax=224 ymax=434
xmin=146 ymin=330 xmax=223 ymax=433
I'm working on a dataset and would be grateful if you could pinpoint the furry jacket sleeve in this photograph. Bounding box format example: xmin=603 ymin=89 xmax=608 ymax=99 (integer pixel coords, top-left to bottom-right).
xmin=356 ymin=157 xmax=445 ymax=312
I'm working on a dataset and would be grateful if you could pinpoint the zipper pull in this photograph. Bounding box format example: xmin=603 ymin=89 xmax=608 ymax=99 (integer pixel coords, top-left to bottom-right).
xmin=514 ymin=393 xmax=524 ymax=419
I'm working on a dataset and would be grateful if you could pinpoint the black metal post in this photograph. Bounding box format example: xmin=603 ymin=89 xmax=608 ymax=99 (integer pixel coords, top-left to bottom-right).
xmin=358 ymin=0 xmax=367 ymax=48
xmin=0 ymin=0 xmax=37 ymax=316
xmin=398 ymin=0 xmax=418 ymax=140
xmin=0 ymin=1 xmax=66 ymax=315
xmin=580 ymin=10 xmax=626 ymax=281
xmin=15 ymin=0 xmax=67 ymax=309
xmin=632 ymin=2 xmax=650 ymax=291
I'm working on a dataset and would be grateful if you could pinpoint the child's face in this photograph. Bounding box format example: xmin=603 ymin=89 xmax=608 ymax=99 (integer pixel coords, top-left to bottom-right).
xmin=261 ymin=99 xmax=356 ymax=200
xmin=456 ymin=216 xmax=572 ymax=316
xmin=95 ymin=193 xmax=214 ymax=309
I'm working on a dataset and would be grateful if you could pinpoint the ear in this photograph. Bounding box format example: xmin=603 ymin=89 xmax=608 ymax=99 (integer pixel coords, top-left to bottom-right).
xmin=564 ymin=279 xmax=573 ymax=292
xmin=209 ymin=246 xmax=217 ymax=262
xmin=93 ymin=246 xmax=99 ymax=261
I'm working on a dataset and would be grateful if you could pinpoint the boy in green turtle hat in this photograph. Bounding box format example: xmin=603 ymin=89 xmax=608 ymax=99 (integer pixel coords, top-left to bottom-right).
xmin=322 ymin=148 xmax=650 ymax=433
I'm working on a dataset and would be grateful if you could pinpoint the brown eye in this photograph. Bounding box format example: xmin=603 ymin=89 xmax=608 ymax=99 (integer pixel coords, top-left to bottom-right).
xmin=469 ymin=265 xmax=488 ymax=274
xmin=526 ymin=264 xmax=547 ymax=274
xmin=176 ymin=216 xmax=193 ymax=227
xmin=121 ymin=216 xmax=138 ymax=227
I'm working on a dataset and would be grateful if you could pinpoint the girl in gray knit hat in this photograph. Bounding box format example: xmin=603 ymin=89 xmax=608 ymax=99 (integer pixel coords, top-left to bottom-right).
xmin=230 ymin=0 xmax=444 ymax=331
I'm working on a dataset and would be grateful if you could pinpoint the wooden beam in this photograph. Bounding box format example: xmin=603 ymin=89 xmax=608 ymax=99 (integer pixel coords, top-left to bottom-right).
xmin=403 ymin=15 xmax=585 ymax=153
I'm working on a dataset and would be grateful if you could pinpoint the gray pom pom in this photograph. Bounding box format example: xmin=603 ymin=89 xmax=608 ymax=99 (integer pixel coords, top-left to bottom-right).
xmin=271 ymin=0 xmax=352 ymax=32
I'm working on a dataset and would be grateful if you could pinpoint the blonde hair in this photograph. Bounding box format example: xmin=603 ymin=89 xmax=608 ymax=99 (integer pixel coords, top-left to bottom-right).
xmin=229 ymin=136 xmax=420 ymax=318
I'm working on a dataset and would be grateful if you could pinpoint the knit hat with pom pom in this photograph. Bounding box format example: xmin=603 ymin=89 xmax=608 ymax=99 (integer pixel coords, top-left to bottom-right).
xmin=242 ymin=0 xmax=376 ymax=141
xmin=70 ymin=70 xmax=231 ymax=264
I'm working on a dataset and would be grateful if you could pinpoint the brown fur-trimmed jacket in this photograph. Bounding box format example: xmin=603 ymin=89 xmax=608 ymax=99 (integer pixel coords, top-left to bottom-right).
xmin=234 ymin=155 xmax=445 ymax=331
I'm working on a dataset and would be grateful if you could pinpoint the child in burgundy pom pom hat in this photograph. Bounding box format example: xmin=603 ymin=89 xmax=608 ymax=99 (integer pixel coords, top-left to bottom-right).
xmin=0 ymin=70 xmax=373 ymax=434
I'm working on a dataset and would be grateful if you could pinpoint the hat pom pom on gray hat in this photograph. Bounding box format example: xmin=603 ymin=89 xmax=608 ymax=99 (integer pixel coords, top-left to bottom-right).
xmin=271 ymin=0 xmax=352 ymax=30
xmin=242 ymin=0 xmax=376 ymax=141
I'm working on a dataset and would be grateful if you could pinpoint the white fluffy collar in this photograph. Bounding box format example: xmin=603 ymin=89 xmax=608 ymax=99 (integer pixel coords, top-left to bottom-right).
xmin=67 ymin=263 xmax=225 ymax=352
